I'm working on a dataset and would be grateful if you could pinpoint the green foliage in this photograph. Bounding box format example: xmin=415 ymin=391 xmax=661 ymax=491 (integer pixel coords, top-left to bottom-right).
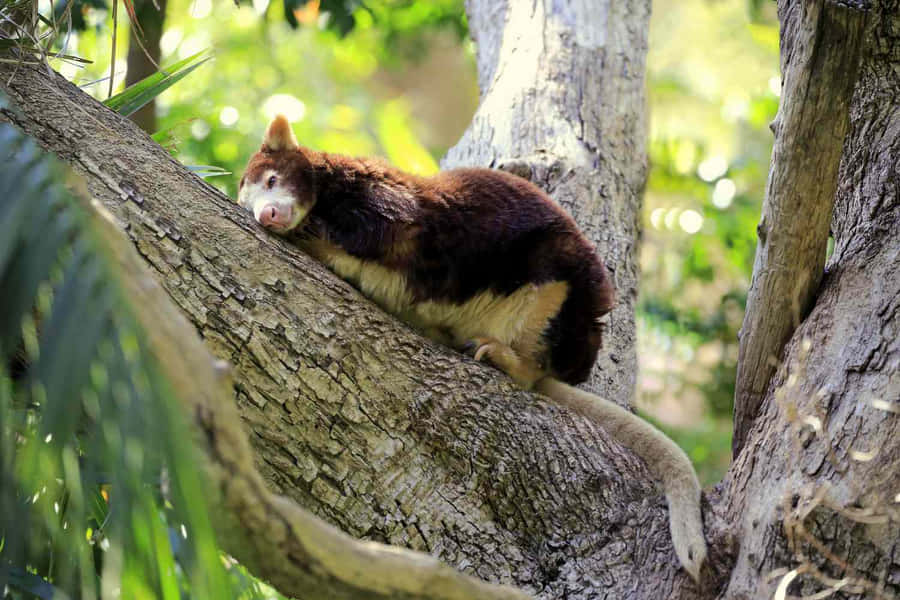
xmin=0 ymin=120 xmax=282 ymax=599
xmin=283 ymin=0 xmax=356 ymax=34
xmin=54 ymin=0 xmax=476 ymax=200
xmin=265 ymin=0 xmax=467 ymax=52
xmin=103 ymin=49 xmax=212 ymax=117
xmin=354 ymin=0 xmax=468 ymax=61
xmin=55 ymin=0 xmax=466 ymax=53
xmin=55 ymin=0 xmax=467 ymax=50
xmin=637 ymin=0 xmax=781 ymax=476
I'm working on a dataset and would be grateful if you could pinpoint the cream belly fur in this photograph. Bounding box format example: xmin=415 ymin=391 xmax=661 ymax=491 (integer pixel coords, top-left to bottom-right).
xmin=302 ymin=239 xmax=568 ymax=359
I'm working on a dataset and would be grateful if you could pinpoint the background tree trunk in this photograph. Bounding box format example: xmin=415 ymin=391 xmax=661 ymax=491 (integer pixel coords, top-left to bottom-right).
xmin=124 ymin=0 xmax=167 ymax=133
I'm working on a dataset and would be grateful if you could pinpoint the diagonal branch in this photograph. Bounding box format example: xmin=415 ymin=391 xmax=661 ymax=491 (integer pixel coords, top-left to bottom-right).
xmin=89 ymin=196 xmax=530 ymax=600
xmin=732 ymin=0 xmax=868 ymax=456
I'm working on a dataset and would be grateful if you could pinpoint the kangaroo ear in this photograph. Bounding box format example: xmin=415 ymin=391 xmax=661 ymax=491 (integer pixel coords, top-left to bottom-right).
xmin=262 ymin=115 xmax=299 ymax=151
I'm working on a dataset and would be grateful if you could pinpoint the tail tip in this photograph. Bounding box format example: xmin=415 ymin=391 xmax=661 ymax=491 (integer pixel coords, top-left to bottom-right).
xmin=671 ymin=510 xmax=707 ymax=583
xmin=678 ymin=541 xmax=706 ymax=583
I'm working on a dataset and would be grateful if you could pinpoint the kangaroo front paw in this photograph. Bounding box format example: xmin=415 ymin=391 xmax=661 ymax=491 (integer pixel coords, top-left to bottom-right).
xmin=462 ymin=336 xmax=499 ymax=361
xmin=474 ymin=344 xmax=496 ymax=362
xmin=463 ymin=337 xmax=544 ymax=389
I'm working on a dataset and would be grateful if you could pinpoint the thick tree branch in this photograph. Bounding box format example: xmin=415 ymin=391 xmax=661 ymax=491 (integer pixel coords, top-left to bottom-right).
xmin=90 ymin=197 xmax=530 ymax=600
xmin=720 ymin=1 xmax=900 ymax=597
xmin=732 ymin=0 xmax=868 ymax=456
xmin=0 ymin=63 xmax=710 ymax=598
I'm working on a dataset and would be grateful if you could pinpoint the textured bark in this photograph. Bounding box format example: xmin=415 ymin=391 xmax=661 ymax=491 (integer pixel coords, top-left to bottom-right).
xmin=444 ymin=0 xmax=649 ymax=407
xmin=0 ymin=62 xmax=708 ymax=599
xmin=91 ymin=196 xmax=529 ymax=600
xmin=721 ymin=0 xmax=900 ymax=597
xmin=732 ymin=0 xmax=867 ymax=456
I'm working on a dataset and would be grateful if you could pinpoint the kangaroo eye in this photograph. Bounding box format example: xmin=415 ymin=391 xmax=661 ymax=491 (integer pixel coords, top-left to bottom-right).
xmin=266 ymin=175 xmax=277 ymax=189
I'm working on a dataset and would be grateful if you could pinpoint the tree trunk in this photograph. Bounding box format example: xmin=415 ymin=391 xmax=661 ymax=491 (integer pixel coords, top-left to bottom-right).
xmin=124 ymin=0 xmax=167 ymax=133
xmin=731 ymin=0 xmax=866 ymax=456
xmin=722 ymin=0 xmax=900 ymax=597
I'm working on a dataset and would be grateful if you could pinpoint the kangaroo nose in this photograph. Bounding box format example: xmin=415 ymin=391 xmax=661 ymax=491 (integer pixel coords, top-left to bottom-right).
xmin=259 ymin=205 xmax=281 ymax=227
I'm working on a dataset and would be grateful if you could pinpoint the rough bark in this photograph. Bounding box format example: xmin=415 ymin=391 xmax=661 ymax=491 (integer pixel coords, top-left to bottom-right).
xmin=444 ymin=0 xmax=649 ymax=407
xmin=124 ymin=0 xmax=167 ymax=133
xmin=721 ymin=0 xmax=900 ymax=597
xmin=90 ymin=196 xmax=529 ymax=600
xmin=732 ymin=0 xmax=867 ymax=456
xmin=0 ymin=62 xmax=708 ymax=599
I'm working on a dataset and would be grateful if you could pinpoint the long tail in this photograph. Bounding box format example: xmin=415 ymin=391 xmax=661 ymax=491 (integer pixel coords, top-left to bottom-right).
xmin=536 ymin=377 xmax=706 ymax=581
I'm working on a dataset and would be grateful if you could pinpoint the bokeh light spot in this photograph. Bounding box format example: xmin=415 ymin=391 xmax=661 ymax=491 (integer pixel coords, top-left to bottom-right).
xmin=697 ymin=156 xmax=728 ymax=182
xmin=191 ymin=120 xmax=211 ymax=141
xmin=664 ymin=207 xmax=681 ymax=230
xmin=679 ymin=209 xmax=703 ymax=234
xmin=712 ymin=178 xmax=736 ymax=209
xmin=262 ymin=94 xmax=307 ymax=122
xmin=178 ymin=33 xmax=211 ymax=60
xmin=189 ymin=0 xmax=212 ymax=19
xmin=219 ymin=106 xmax=240 ymax=127
xmin=159 ymin=28 xmax=183 ymax=56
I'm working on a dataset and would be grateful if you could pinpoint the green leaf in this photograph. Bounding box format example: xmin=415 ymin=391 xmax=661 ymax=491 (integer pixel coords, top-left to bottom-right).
xmin=103 ymin=50 xmax=212 ymax=118
xmin=185 ymin=164 xmax=232 ymax=178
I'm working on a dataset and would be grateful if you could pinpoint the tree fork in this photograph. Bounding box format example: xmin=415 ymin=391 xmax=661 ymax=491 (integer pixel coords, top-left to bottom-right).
xmin=732 ymin=0 xmax=868 ymax=456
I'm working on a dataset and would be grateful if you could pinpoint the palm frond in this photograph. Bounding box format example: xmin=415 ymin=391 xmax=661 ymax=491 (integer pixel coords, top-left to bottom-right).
xmin=0 ymin=112 xmax=276 ymax=599
xmin=103 ymin=49 xmax=212 ymax=117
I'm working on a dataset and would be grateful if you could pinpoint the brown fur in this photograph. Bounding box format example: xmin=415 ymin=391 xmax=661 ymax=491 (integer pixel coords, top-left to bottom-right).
xmin=239 ymin=133 xmax=615 ymax=386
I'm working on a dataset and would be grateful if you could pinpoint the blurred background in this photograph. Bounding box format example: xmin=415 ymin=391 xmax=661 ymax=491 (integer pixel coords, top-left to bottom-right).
xmin=51 ymin=0 xmax=780 ymax=484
